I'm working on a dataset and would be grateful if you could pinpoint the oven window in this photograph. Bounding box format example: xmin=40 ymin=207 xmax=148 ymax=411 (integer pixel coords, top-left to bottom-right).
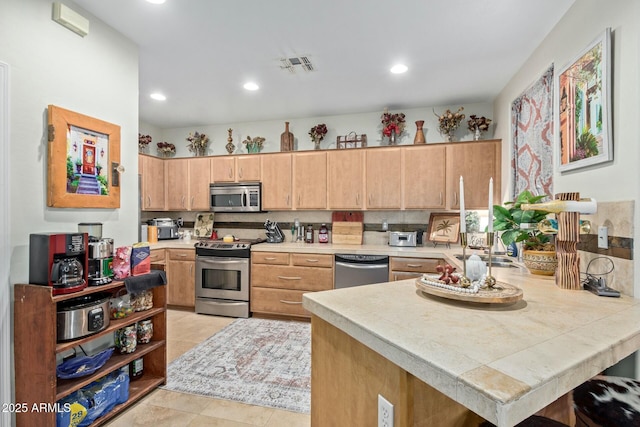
xmin=211 ymin=193 xmax=242 ymax=208
xmin=201 ymin=268 xmax=242 ymax=292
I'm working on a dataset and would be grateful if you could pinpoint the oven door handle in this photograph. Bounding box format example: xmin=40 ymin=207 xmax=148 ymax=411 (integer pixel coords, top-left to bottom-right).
xmin=197 ymin=257 xmax=248 ymax=265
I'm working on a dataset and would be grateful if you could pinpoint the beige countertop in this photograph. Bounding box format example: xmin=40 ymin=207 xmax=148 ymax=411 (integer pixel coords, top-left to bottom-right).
xmin=251 ymin=242 xmax=456 ymax=259
xmin=302 ymin=267 xmax=640 ymax=426
xmin=149 ymin=240 xmax=198 ymax=250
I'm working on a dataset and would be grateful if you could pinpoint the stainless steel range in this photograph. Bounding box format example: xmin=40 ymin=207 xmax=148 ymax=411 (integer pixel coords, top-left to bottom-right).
xmin=194 ymin=238 xmax=263 ymax=318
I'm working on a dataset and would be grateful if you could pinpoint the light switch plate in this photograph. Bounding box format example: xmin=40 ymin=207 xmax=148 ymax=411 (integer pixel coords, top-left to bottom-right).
xmin=598 ymin=226 xmax=608 ymax=249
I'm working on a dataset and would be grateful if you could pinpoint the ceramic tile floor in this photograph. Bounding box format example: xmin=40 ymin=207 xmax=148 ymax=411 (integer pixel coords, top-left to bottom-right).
xmin=104 ymin=309 xmax=311 ymax=427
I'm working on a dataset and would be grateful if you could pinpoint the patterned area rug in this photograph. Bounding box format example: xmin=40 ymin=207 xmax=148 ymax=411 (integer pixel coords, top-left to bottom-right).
xmin=164 ymin=318 xmax=311 ymax=413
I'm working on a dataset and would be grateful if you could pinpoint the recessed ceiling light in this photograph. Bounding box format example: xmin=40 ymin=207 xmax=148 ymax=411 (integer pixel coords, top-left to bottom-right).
xmin=243 ymin=82 xmax=259 ymax=91
xmin=146 ymin=0 xmax=166 ymax=4
xmin=150 ymin=93 xmax=166 ymax=101
xmin=390 ymin=64 xmax=408 ymax=74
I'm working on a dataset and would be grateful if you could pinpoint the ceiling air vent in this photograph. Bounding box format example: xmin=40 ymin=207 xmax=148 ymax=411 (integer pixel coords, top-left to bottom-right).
xmin=280 ymin=56 xmax=315 ymax=73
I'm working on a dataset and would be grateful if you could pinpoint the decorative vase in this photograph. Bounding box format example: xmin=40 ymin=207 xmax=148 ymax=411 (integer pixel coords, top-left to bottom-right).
xmin=195 ymin=146 xmax=206 ymax=157
xmin=226 ymin=128 xmax=235 ymax=154
xmin=313 ymin=138 xmax=322 ymax=150
xmin=446 ymin=130 xmax=455 ymax=142
xmin=280 ymin=121 xmax=294 ymax=152
xmin=247 ymin=143 xmax=261 ymax=154
xmin=474 ymin=128 xmax=481 ymax=141
xmin=389 ymin=129 xmax=397 ymax=145
xmin=522 ymin=250 xmax=558 ymax=276
xmin=414 ymin=120 xmax=426 ymax=144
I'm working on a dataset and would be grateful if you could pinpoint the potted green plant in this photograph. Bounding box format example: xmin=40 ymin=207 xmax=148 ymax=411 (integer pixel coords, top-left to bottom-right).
xmin=493 ymin=190 xmax=557 ymax=275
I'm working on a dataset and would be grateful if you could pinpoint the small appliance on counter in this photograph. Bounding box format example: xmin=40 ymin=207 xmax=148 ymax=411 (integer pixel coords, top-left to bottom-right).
xmin=29 ymin=232 xmax=88 ymax=295
xmin=264 ymin=219 xmax=284 ymax=243
xmin=78 ymin=223 xmax=114 ymax=286
xmin=147 ymin=218 xmax=179 ymax=240
xmin=389 ymin=231 xmax=417 ymax=247
xmin=56 ymin=292 xmax=111 ymax=341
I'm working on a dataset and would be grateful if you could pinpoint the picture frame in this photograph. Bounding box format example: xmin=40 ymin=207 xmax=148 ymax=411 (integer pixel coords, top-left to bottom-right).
xmin=556 ymin=28 xmax=612 ymax=172
xmin=427 ymin=213 xmax=460 ymax=244
xmin=47 ymin=105 xmax=121 ymax=208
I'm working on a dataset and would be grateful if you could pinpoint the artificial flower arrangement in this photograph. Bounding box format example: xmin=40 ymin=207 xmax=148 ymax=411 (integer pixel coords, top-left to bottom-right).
xmin=467 ymin=115 xmax=492 ymax=133
xmin=156 ymin=141 xmax=176 ymax=157
xmin=380 ymin=109 xmax=406 ymax=137
xmin=309 ymin=123 xmax=328 ymax=142
xmin=242 ymin=135 xmax=265 ymax=153
xmin=186 ymin=131 xmax=209 ymax=154
xmin=138 ymin=133 xmax=152 ymax=151
xmin=434 ymin=106 xmax=465 ymax=137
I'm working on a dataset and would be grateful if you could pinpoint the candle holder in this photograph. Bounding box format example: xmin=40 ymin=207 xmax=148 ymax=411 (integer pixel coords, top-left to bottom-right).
xmin=459 ymin=232 xmax=471 ymax=288
xmin=484 ymin=232 xmax=497 ymax=289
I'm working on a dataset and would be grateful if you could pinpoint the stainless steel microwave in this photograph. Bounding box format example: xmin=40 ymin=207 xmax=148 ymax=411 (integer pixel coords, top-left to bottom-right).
xmin=209 ymin=182 xmax=262 ymax=212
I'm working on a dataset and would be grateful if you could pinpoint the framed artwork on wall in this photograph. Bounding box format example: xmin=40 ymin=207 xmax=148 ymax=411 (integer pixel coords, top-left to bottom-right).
xmin=556 ymin=28 xmax=612 ymax=172
xmin=47 ymin=105 xmax=121 ymax=208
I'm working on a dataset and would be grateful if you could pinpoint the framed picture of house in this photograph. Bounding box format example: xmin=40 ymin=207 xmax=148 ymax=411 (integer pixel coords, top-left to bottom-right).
xmin=427 ymin=214 xmax=460 ymax=244
xmin=556 ymin=28 xmax=612 ymax=172
xmin=47 ymin=105 xmax=121 ymax=208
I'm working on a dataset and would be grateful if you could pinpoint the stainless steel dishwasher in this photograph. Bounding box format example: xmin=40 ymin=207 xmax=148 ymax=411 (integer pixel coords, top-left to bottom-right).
xmin=334 ymin=254 xmax=390 ymax=288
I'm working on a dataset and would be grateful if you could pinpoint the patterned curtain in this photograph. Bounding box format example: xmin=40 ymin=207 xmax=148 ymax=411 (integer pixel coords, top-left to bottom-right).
xmin=511 ymin=65 xmax=554 ymax=199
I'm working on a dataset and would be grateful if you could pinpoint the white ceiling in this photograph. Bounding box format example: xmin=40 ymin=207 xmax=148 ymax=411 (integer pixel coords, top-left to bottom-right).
xmin=73 ymin=0 xmax=574 ymax=129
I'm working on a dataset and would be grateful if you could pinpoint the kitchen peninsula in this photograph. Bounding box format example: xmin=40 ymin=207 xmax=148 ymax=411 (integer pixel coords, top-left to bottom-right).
xmin=303 ymin=265 xmax=640 ymax=426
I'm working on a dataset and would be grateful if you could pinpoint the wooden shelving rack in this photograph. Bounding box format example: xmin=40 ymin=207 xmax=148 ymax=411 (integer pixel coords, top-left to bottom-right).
xmin=14 ymin=281 xmax=167 ymax=426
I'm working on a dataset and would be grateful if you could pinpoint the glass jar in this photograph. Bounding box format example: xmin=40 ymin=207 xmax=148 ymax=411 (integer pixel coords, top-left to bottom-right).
xmin=136 ymin=319 xmax=153 ymax=344
xmin=115 ymin=324 xmax=137 ymax=354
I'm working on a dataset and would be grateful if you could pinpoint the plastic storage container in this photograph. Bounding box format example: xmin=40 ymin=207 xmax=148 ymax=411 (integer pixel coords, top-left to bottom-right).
xmin=318 ymin=224 xmax=329 ymax=243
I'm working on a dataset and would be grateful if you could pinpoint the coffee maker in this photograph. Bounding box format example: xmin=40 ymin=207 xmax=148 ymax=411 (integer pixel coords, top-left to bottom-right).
xmin=29 ymin=233 xmax=88 ymax=295
xmin=79 ymin=223 xmax=114 ymax=286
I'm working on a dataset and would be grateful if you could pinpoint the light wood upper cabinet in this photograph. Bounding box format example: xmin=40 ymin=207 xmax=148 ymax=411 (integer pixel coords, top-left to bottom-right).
xmin=166 ymin=158 xmax=189 ymax=210
xmin=211 ymin=155 xmax=261 ymax=183
xmin=366 ymin=148 xmax=401 ymax=209
xmin=236 ymin=156 xmax=261 ymax=182
xmin=261 ymin=153 xmax=292 ymax=210
xmin=403 ymin=145 xmax=446 ymax=209
xmin=140 ymin=154 xmax=166 ymax=211
xmin=211 ymin=156 xmax=235 ymax=182
xmin=293 ymin=151 xmax=327 ymax=209
xmin=328 ymin=150 xmax=364 ymax=209
xmin=189 ymin=157 xmax=211 ymax=210
xmin=445 ymin=140 xmax=501 ymax=210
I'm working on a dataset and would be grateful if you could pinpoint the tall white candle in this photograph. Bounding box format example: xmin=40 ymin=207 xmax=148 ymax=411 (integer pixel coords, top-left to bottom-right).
xmin=459 ymin=176 xmax=466 ymax=232
xmin=488 ymin=177 xmax=494 ymax=232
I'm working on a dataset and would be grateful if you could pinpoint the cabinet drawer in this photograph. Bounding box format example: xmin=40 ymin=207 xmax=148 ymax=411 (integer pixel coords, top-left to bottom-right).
xmin=168 ymin=248 xmax=195 ymax=261
xmin=251 ymin=265 xmax=333 ymax=291
xmin=390 ymin=257 xmax=444 ymax=273
xmin=390 ymin=271 xmax=424 ymax=281
xmin=252 ymin=252 xmax=290 ymax=265
xmin=149 ymin=249 xmax=166 ymax=263
xmin=291 ymin=253 xmax=333 ymax=268
xmin=250 ymin=287 xmax=310 ymax=318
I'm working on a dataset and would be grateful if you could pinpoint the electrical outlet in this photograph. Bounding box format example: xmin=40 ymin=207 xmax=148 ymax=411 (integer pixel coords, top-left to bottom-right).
xmin=598 ymin=226 xmax=608 ymax=249
xmin=378 ymin=394 xmax=394 ymax=427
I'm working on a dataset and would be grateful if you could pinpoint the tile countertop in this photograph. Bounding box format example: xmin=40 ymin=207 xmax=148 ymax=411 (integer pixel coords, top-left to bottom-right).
xmin=302 ymin=266 xmax=640 ymax=426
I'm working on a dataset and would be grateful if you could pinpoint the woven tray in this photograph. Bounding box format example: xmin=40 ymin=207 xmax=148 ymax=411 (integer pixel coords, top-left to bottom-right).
xmin=415 ymin=277 xmax=523 ymax=304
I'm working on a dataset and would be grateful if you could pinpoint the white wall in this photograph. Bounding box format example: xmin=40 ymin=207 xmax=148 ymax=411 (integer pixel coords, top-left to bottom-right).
xmin=0 ymin=0 xmax=139 ymax=417
xmin=149 ymin=102 xmax=494 ymax=157
xmin=492 ymin=0 xmax=640 ymax=375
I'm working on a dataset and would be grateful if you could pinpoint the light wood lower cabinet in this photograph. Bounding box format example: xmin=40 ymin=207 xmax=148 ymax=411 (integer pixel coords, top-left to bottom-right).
xmin=166 ymin=248 xmax=195 ymax=308
xmin=389 ymin=257 xmax=445 ymax=281
xmin=251 ymin=252 xmax=333 ymax=318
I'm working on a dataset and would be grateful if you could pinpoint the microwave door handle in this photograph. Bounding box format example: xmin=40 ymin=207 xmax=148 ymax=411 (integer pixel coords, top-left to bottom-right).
xmin=242 ymin=190 xmax=247 ymax=208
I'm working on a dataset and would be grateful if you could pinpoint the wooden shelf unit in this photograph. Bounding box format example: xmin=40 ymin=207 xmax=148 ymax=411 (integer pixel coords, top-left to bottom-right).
xmin=14 ymin=281 xmax=167 ymax=427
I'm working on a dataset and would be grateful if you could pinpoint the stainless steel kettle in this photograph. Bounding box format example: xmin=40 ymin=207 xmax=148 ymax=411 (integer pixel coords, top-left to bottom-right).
xmin=51 ymin=258 xmax=84 ymax=287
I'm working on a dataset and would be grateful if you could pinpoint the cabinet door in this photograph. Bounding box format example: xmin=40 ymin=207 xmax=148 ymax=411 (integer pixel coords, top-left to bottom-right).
xmin=261 ymin=153 xmax=292 ymax=210
xmin=236 ymin=156 xmax=261 ymax=182
xmin=141 ymin=155 xmax=166 ymax=211
xmin=327 ymin=150 xmax=364 ymax=209
xmin=189 ymin=157 xmax=211 ymax=210
xmin=446 ymin=140 xmax=500 ymax=209
xmin=403 ymin=145 xmax=446 ymax=209
xmin=211 ymin=156 xmax=236 ymax=182
xmin=166 ymin=159 xmax=189 ymax=210
xmin=293 ymin=152 xmax=327 ymax=209
xmin=167 ymin=260 xmax=195 ymax=307
xmin=366 ymin=148 xmax=401 ymax=209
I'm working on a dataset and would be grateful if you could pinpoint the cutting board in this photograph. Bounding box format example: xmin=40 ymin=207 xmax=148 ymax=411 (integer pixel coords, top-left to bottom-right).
xmin=332 ymin=221 xmax=363 ymax=244
xmin=331 ymin=211 xmax=364 ymax=223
